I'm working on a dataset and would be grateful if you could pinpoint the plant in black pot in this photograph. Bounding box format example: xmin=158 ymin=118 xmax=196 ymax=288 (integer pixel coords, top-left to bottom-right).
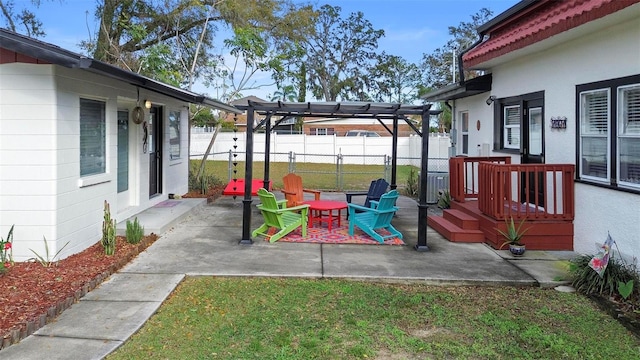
xmin=497 ymin=217 xmax=530 ymax=256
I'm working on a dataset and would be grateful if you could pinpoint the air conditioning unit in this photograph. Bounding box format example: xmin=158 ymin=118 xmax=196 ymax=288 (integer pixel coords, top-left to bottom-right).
xmin=425 ymin=172 xmax=449 ymax=204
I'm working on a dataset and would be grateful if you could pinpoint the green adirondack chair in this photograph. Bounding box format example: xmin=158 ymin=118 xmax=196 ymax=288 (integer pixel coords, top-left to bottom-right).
xmin=252 ymin=188 xmax=310 ymax=243
xmin=347 ymin=190 xmax=402 ymax=244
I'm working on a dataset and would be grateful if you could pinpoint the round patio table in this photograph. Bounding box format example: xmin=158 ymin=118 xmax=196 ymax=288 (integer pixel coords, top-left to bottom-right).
xmin=303 ymin=200 xmax=348 ymax=231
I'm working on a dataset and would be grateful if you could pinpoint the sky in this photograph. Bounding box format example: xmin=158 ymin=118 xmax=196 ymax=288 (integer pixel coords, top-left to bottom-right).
xmin=30 ymin=0 xmax=518 ymax=100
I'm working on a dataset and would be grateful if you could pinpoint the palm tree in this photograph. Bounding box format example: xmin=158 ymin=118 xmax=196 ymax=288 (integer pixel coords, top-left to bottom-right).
xmin=270 ymin=84 xmax=297 ymax=102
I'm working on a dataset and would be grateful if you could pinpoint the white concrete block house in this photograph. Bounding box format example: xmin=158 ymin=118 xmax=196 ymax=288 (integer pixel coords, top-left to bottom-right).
xmin=425 ymin=0 xmax=640 ymax=261
xmin=0 ymin=29 xmax=239 ymax=261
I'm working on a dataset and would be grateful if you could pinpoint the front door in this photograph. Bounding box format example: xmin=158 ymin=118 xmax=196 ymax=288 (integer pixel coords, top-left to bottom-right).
xmin=520 ymin=99 xmax=544 ymax=207
xmin=148 ymin=106 xmax=162 ymax=197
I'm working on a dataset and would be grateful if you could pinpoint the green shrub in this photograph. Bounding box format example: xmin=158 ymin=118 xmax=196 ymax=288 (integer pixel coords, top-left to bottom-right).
xmin=570 ymin=254 xmax=639 ymax=300
xmin=404 ymin=167 xmax=419 ymax=198
xmin=125 ymin=218 xmax=144 ymax=244
xmin=1 ymin=225 xmax=14 ymax=274
xmin=102 ymin=200 xmax=116 ymax=255
xmin=188 ymin=163 xmax=224 ymax=194
xmin=437 ymin=189 xmax=451 ymax=209
xmin=30 ymin=237 xmax=69 ymax=267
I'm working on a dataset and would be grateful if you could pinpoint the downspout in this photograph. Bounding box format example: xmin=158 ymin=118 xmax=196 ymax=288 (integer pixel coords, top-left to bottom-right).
xmin=456 ymin=33 xmax=484 ymax=86
xmin=445 ymin=100 xmax=456 ymax=156
xmin=453 ymin=31 xmax=484 ymax=158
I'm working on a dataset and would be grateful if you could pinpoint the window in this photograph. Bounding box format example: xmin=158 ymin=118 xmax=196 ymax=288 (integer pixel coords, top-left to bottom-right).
xmin=460 ymin=111 xmax=469 ymax=154
xmin=494 ymin=91 xmax=544 ymax=152
xmin=579 ymin=89 xmax=609 ymax=180
xmin=117 ymin=110 xmax=129 ymax=192
xmin=169 ymin=110 xmax=181 ymax=160
xmin=309 ymin=127 xmax=334 ymax=135
xmin=577 ymin=75 xmax=640 ymax=191
xmin=503 ymin=105 xmax=521 ymax=150
xmin=80 ymin=98 xmax=106 ymax=177
xmin=618 ymin=84 xmax=640 ymax=187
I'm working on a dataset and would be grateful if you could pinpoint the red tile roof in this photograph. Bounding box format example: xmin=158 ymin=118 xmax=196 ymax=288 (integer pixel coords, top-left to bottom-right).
xmin=463 ymin=0 xmax=640 ymax=68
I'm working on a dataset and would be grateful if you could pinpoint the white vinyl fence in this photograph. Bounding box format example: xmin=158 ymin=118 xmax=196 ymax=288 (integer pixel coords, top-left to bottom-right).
xmin=190 ymin=131 xmax=451 ymax=168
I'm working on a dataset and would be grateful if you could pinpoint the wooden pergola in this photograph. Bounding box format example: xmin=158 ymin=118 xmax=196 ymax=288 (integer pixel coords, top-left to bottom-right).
xmin=234 ymin=100 xmax=441 ymax=251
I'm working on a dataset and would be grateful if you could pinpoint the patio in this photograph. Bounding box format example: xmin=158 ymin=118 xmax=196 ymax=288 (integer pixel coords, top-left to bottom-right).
xmin=117 ymin=191 xmax=574 ymax=287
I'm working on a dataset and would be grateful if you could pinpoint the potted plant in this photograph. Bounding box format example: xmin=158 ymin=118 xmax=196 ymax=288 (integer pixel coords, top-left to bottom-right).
xmin=497 ymin=217 xmax=530 ymax=256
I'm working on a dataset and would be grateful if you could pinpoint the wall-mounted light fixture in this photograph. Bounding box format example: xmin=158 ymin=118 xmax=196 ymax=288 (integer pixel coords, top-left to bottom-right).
xmin=485 ymin=95 xmax=497 ymax=106
xmin=144 ymin=100 xmax=152 ymax=109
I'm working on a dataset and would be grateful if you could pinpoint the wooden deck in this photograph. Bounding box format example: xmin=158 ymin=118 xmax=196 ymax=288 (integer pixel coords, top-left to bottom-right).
xmin=429 ymin=157 xmax=575 ymax=251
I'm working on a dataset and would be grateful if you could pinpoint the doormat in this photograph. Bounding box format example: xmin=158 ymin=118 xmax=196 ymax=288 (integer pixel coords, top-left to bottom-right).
xmin=265 ymin=224 xmax=404 ymax=245
xmin=154 ymin=200 xmax=180 ymax=208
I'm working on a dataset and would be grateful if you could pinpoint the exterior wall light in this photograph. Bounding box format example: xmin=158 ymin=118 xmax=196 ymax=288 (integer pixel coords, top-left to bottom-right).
xmin=144 ymin=100 xmax=152 ymax=109
xmin=486 ymin=95 xmax=496 ymax=105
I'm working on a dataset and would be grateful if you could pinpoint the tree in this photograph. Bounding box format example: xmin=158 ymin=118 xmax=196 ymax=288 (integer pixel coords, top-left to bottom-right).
xmin=420 ymin=8 xmax=493 ymax=132
xmin=0 ymin=0 xmax=51 ymax=37
xmin=367 ymin=53 xmax=422 ymax=104
xmin=270 ymin=84 xmax=297 ymax=102
xmin=86 ymin=0 xmax=315 ymax=91
xmin=293 ymin=5 xmax=384 ymax=101
xmin=420 ymin=8 xmax=493 ymax=89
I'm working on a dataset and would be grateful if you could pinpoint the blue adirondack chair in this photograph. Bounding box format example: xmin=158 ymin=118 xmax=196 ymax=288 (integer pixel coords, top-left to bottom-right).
xmin=348 ymin=190 xmax=402 ymax=243
xmin=345 ymin=178 xmax=389 ymax=208
xmin=252 ymin=188 xmax=310 ymax=243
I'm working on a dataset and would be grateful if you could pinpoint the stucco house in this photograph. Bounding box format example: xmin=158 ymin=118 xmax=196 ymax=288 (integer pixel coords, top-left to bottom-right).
xmin=424 ymin=0 xmax=639 ymax=260
xmin=0 ymin=29 xmax=239 ymax=261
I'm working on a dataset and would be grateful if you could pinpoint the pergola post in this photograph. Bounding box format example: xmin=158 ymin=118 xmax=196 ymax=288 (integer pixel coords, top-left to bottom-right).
xmin=390 ymin=115 xmax=399 ymax=190
xmin=240 ymin=106 xmax=255 ymax=245
xmin=263 ymin=114 xmax=272 ymax=189
xmin=415 ymin=105 xmax=432 ymax=252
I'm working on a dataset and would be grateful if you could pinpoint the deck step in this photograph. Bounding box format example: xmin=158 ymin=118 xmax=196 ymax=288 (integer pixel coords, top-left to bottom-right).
xmin=443 ymin=209 xmax=479 ymax=230
xmin=428 ymin=216 xmax=485 ymax=243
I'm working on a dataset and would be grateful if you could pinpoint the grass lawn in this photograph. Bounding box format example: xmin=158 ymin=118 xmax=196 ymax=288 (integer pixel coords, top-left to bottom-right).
xmin=193 ymin=159 xmax=418 ymax=191
xmin=107 ymin=278 xmax=639 ymax=359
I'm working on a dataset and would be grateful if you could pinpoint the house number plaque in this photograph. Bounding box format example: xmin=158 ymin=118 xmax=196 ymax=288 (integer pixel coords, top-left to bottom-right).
xmin=550 ymin=116 xmax=567 ymax=129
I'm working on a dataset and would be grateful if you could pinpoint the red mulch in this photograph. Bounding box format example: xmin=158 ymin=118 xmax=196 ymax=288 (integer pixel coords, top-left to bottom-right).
xmin=0 ymin=234 xmax=158 ymax=349
xmin=0 ymin=186 xmax=225 ymax=350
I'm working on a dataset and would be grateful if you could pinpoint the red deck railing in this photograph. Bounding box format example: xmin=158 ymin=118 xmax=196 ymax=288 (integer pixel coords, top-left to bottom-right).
xmin=477 ymin=162 xmax=575 ymax=221
xmin=449 ymin=156 xmax=511 ymax=202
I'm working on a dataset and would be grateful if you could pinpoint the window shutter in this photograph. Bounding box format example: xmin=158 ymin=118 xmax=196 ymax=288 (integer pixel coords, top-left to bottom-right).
xmin=504 ymin=106 xmax=520 ymax=149
xmin=582 ymin=90 xmax=609 ymax=134
xmin=505 ymin=107 xmax=520 ymax=125
xmin=621 ymin=85 xmax=640 ymax=134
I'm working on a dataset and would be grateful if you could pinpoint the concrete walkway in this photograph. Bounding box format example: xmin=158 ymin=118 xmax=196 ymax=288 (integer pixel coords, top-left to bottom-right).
xmin=0 ymin=193 xmax=576 ymax=360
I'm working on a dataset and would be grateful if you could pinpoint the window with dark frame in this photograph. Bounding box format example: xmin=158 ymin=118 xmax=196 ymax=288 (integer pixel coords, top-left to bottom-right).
xmin=460 ymin=111 xmax=469 ymax=155
xmin=493 ymin=91 xmax=544 ymax=153
xmin=169 ymin=110 xmax=181 ymax=160
xmin=117 ymin=110 xmax=129 ymax=192
xmin=577 ymin=74 xmax=640 ymax=191
xmin=80 ymin=98 xmax=106 ymax=177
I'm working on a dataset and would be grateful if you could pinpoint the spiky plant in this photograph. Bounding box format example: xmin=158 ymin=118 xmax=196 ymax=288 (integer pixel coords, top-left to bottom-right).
xmin=101 ymin=200 xmax=116 ymax=255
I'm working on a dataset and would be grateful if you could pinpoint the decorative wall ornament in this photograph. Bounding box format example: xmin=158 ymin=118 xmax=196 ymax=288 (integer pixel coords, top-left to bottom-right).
xmin=550 ymin=116 xmax=567 ymax=129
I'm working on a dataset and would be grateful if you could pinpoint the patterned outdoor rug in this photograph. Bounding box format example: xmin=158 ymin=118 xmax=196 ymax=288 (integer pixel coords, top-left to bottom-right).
xmin=265 ymin=224 xmax=405 ymax=245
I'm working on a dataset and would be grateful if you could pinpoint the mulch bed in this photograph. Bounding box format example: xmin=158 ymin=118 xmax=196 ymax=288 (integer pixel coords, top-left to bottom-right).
xmin=589 ymin=294 xmax=640 ymax=339
xmin=0 ymin=234 xmax=158 ymax=349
